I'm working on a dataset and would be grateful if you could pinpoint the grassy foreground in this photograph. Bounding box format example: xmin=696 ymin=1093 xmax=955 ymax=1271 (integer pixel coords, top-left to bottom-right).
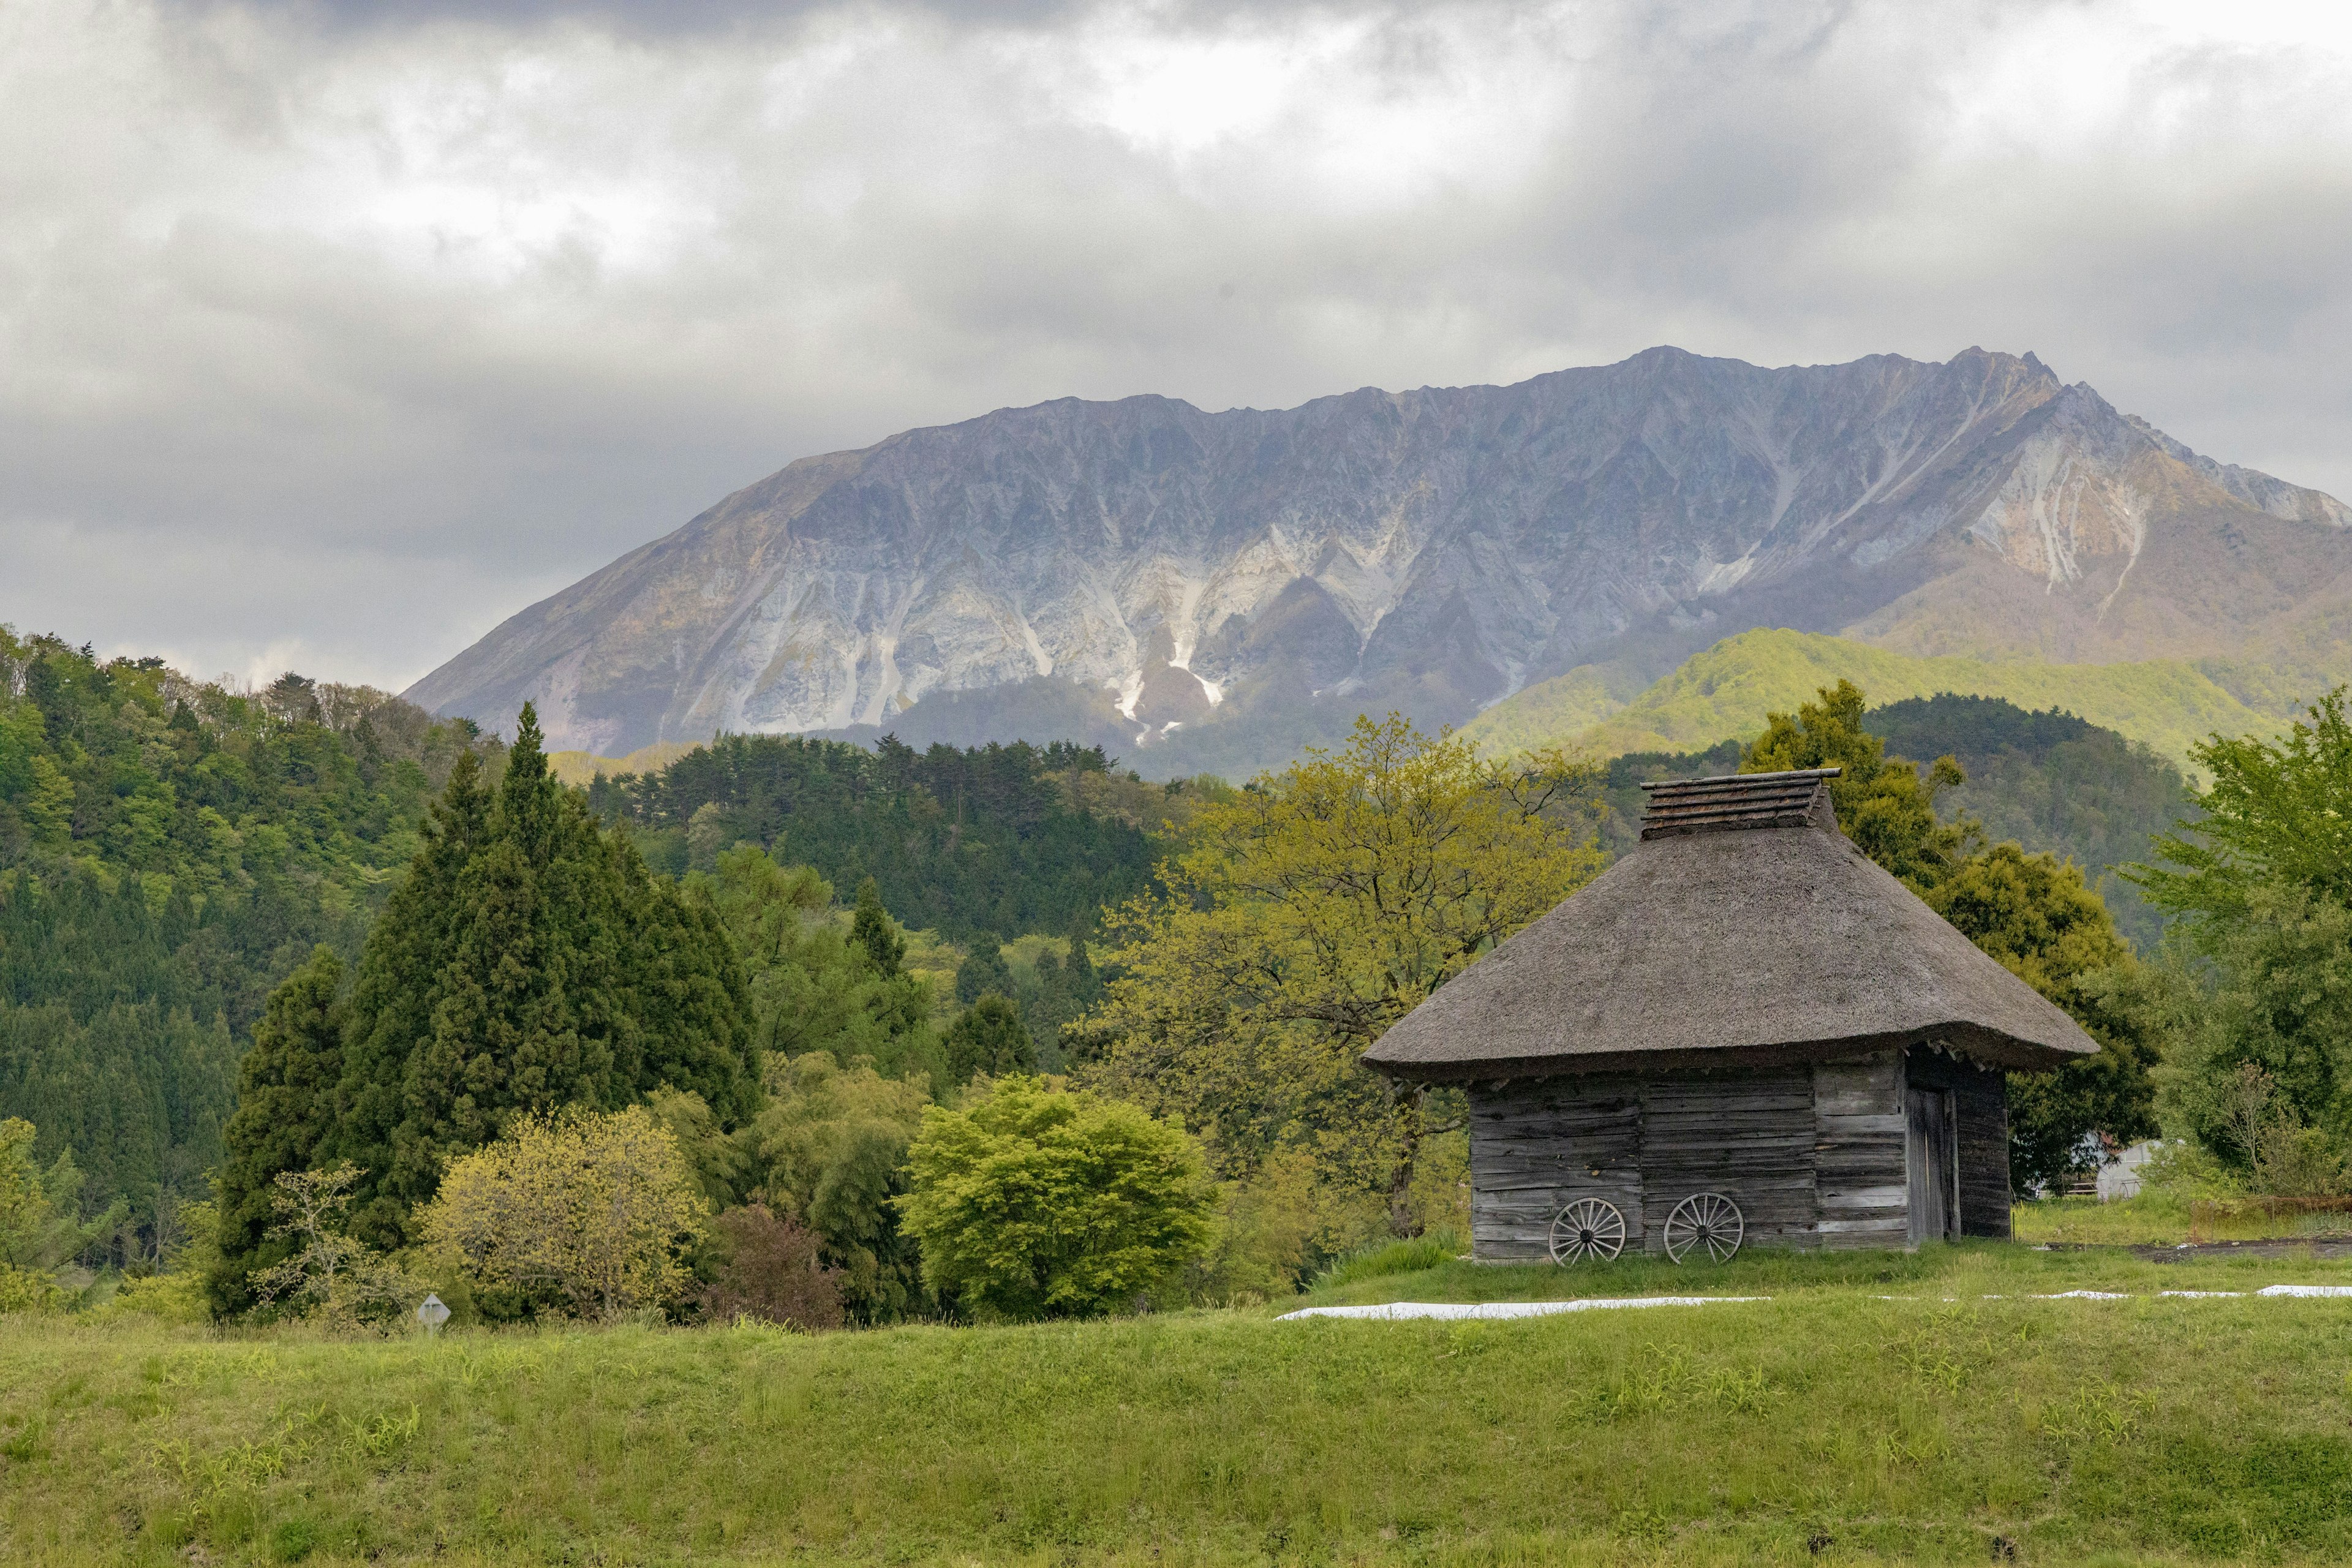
xmin=10 ymin=1243 xmax=2352 ymax=1566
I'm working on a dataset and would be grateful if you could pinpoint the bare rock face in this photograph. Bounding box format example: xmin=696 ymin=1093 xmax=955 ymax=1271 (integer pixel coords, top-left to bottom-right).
xmin=406 ymin=347 xmax=2352 ymax=774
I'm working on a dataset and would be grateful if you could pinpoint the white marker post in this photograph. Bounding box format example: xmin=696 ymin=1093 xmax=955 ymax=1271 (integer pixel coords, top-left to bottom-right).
xmin=417 ymin=1293 xmax=450 ymax=1336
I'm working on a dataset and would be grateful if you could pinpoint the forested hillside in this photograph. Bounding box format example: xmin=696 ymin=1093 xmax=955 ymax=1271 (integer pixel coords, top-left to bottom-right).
xmin=584 ymin=733 xmax=1180 ymax=944
xmin=0 ymin=630 xmax=497 ymax=1254
xmin=1865 ymin=695 xmax=2191 ymax=947
xmin=1586 ymin=695 xmax=2192 ymax=948
xmin=1463 ymin=627 xmax=2278 ymax=773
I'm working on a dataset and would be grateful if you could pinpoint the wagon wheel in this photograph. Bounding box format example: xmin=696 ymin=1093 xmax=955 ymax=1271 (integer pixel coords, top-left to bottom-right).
xmin=1547 ymin=1198 xmax=1626 ymax=1265
xmin=1662 ymin=1193 xmax=1743 ymax=1264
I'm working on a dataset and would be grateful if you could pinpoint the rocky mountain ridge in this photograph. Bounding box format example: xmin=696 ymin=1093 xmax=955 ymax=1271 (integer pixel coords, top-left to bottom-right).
xmin=408 ymin=347 xmax=2352 ymax=775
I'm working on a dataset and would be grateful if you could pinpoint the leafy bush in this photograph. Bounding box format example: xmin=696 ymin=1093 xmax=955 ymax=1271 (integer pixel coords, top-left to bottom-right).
xmin=0 ymin=1115 xmax=120 ymax=1309
xmin=701 ymin=1204 xmax=844 ymax=1330
xmin=896 ymin=1077 xmax=1217 ymax=1321
xmin=421 ymin=1106 xmax=708 ymax=1322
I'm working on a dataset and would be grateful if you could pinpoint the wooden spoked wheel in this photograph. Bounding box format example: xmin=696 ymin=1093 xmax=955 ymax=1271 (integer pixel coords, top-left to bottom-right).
xmin=1548 ymin=1198 xmax=1626 ymax=1264
xmin=1662 ymin=1193 xmax=1743 ymax=1264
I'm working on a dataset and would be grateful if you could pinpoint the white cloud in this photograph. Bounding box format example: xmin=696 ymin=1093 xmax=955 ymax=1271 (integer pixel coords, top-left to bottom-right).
xmin=4 ymin=0 xmax=2352 ymax=689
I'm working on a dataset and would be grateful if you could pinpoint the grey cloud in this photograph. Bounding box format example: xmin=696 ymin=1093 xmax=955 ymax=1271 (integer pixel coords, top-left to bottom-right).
xmin=6 ymin=0 xmax=2352 ymax=689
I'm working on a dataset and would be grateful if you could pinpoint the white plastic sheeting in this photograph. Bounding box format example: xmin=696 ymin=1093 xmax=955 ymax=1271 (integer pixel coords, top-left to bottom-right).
xmin=1276 ymin=1297 xmax=1767 ymax=1322
xmin=1280 ymin=1286 xmax=2352 ymax=1321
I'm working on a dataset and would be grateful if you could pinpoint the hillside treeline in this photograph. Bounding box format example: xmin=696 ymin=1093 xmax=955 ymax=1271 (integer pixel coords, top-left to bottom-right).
xmin=7 ymin=624 xmax=2340 ymax=1330
xmin=584 ymin=733 xmax=1168 ymax=944
xmin=0 ymin=630 xmax=497 ymax=1256
xmin=1594 ymin=694 xmax=2191 ymax=948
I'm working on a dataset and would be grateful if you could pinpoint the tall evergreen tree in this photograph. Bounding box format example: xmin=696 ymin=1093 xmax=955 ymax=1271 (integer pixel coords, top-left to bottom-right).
xmin=954 ymin=943 xmax=1014 ymax=1005
xmin=220 ymin=704 xmax=757 ymax=1272
xmin=851 ymin=876 xmax=906 ymax=978
xmin=944 ymin=994 xmax=1034 ymax=1083
xmin=208 ymin=948 xmax=347 ymax=1313
xmin=330 ymin=750 xmax=494 ymax=1245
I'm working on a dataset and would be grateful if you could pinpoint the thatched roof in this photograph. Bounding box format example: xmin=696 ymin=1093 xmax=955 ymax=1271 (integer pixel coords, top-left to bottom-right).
xmin=1362 ymin=769 xmax=2099 ymax=1081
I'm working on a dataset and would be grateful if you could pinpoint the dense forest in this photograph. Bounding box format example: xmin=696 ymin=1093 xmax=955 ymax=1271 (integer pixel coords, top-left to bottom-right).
xmin=584 ymin=733 xmax=1172 ymax=944
xmin=0 ymin=630 xmax=497 ymax=1256
xmin=0 ymin=625 xmax=2220 ymax=1298
xmin=1865 ymin=695 xmax=2191 ymax=947
xmin=1591 ymin=695 xmax=2189 ymax=948
xmin=0 ymin=643 xmax=1193 ymax=1261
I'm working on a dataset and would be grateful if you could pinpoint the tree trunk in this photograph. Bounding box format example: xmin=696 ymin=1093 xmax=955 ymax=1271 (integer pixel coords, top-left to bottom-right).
xmin=1387 ymin=1085 xmax=1425 ymax=1237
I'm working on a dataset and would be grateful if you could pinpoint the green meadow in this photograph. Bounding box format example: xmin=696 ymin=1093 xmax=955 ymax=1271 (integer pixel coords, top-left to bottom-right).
xmin=12 ymin=1242 xmax=2352 ymax=1566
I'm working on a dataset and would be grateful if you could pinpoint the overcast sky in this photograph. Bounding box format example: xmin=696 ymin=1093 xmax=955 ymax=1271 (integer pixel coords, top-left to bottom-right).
xmin=6 ymin=0 xmax=2351 ymax=693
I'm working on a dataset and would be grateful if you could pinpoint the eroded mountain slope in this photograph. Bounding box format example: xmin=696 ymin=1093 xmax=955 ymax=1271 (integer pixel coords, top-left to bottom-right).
xmin=407 ymin=347 xmax=2350 ymax=775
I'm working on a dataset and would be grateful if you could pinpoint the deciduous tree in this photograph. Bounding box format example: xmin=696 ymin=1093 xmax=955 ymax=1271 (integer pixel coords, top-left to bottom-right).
xmin=420 ymin=1106 xmax=707 ymax=1322
xmin=2132 ymin=690 xmax=2352 ymax=1159
xmin=249 ymin=1163 xmax=423 ymax=1329
xmin=745 ymin=1050 xmax=930 ymax=1321
xmin=2134 ymin=687 xmax=2352 ymax=923
xmin=1926 ymin=845 xmax=2160 ymax=1188
xmin=1750 ymin=681 xmax=2162 ymax=1187
xmin=1085 ymin=714 xmax=1605 ymax=1234
xmin=896 ymin=1077 xmax=1216 ymax=1321
xmin=1742 ymin=678 xmax=1973 ymax=890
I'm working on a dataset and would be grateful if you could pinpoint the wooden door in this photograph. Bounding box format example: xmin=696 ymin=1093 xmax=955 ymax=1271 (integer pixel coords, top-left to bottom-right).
xmin=1905 ymin=1087 xmax=1957 ymax=1245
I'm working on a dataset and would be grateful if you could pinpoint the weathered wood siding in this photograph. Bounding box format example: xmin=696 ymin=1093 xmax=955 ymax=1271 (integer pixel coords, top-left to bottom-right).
xmin=1467 ymin=1079 xmax=1642 ymax=1261
xmin=1464 ymin=1052 xmax=2005 ymax=1259
xmin=1904 ymin=1047 xmax=2012 ymax=1238
xmin=1635 ymin=1068 xmax=1817 ymax=1253
xmin=1470 ymin=1065 xmax=1832 ymax=1261
xmin=1814 ymin=1055 xmax=1909 ymax=1250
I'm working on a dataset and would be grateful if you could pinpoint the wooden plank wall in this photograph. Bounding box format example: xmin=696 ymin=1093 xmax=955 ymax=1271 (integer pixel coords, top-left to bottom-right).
xmin=1905 ymin=1046 xmax=2013 ymax=1238
xmin=1469 ymin=1065 xmax=1845 ymax=1261
xmin=1465 ymin=1050 xmax=2016 ymax=1258
xmin=1814 ymin=1055 xmax=1910 ymax=1250
xmin=1637 ymin=1068 xmax=1817 ymax=1253
xmin=1467 ymin=1079 xmax=1642 ymax=1262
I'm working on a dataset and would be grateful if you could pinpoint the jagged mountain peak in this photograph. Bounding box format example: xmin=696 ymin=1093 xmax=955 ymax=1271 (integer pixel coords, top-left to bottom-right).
xmin=407 ymin=347 xmax=2349 ymax=777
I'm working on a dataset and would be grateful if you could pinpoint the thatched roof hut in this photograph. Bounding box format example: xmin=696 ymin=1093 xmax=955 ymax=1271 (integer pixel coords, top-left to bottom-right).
xmin=1365 ymin=769 xmax=2097 ymax=1259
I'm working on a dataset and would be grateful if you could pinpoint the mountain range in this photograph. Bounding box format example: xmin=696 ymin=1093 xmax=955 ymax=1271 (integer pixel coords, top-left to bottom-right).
xmin=407 ymin=347 xmax=2352 ymax=776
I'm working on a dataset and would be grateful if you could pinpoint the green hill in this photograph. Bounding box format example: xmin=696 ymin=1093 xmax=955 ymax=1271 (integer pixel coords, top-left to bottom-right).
xmin=0 ymin=631 xmax=497 ymax=1245
xmin=19 ymin=1244 xmax=2352 ymax=1564
xmin=1463 ymin=629 xmax=2288 ymax=772
xmin=1866 ymin=695 xmax=2194 ymax=948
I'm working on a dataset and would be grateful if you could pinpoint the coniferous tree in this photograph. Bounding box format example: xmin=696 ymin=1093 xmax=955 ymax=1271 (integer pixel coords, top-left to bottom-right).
xmin=208 ymin=948 xmax=348 ymax=1313
xmin=330 ymin=750 xmax=494 ymax=1245
xmin=945 ymin=995 xmax=1034 ymax=1083
xmin=1063 ymin=906 xmax=1098 ymax=991
xmin=954 ymin=943 xmax=1014 ymax=1005
xmin=220 ymin=704 xmax=756 ymax=1268
xmin=851 ymin=877 xmax=906 ymax=978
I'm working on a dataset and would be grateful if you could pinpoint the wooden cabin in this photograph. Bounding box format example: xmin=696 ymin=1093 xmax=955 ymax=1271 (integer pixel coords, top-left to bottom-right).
xmin=1361 ymin=768 xmax=2097 ymax=1261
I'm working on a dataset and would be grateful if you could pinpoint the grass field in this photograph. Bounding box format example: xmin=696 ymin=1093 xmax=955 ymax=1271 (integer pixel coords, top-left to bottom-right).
xmin=11 ymin=1242 xmax=2352 ymax=1566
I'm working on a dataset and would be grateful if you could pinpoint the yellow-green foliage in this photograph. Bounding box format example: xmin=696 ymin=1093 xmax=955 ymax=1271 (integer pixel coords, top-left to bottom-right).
xmin=1088 ymin=715 xmax=1605 ymax=1231
xmin=421 ymin=1107 xmax=708 ymax=1322
xmin=1462 ymin=628 xmax=2283 ymax=772
xmin=98 ymin=1268 xmax=212 ymax=1324
xmin=10 ymin=1245 xmax=2352 ymax=1564
xmin=897 ymin=1076 xmax=1218 ymax=1321
xmin=544 ymin=740 xmax=705 ymax=789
